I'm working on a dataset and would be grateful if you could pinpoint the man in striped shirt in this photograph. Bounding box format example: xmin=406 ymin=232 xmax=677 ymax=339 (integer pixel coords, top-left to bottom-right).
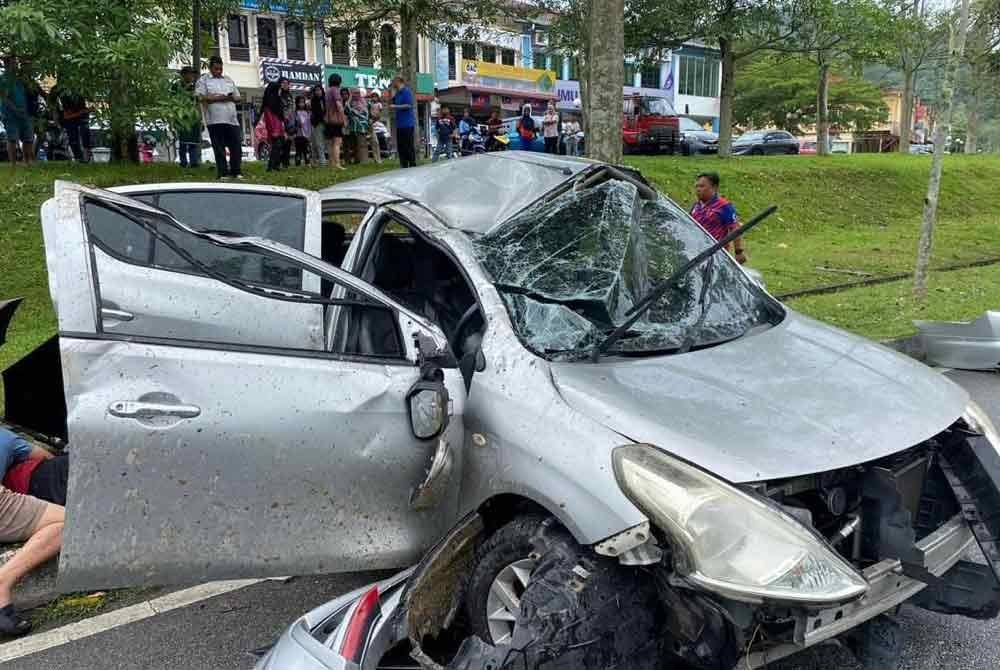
xmin=690 ymin=172 xmax=747 ymax=264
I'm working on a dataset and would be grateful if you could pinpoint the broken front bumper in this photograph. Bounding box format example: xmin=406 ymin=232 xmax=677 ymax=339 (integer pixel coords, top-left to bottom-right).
xmin=740 ymin=513 xmax=977 ymax=668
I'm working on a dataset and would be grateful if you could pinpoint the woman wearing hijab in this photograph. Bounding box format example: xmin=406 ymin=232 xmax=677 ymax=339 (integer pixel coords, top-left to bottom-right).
xmin=515 ymin=104 xmax=536 ymax=151
xmin=309 ymin=84 xmax=327 ymax=166
xmin=542 ymin=102 xmax=560 ymax=154
xmin=345 ymin=88 xmax=371 ymax=164
xmin=260 ymin=81 xmax=286 ymax=172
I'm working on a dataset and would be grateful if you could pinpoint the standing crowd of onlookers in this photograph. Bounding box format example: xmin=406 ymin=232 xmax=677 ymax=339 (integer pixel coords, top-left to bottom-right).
xmin=433 ymin=99 xmax=585 ymax=160
xmin=190 ymin=56 xmax=416 ymax=179
xmin=1 ymin=56 xmax=94 ymax=167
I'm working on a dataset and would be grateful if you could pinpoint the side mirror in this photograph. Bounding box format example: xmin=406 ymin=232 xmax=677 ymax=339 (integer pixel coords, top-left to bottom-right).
xmin=407 ymin=364 xmax=450 ymax=440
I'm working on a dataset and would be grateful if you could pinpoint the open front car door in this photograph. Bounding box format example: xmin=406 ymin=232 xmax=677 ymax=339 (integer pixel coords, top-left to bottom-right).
xmin=43 ymin=181 xmax=466 ymax=591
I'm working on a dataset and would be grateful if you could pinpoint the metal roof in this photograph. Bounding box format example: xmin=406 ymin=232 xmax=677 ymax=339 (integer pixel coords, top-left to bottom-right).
xmin=319 ymin=151 xmax=595 ymax=234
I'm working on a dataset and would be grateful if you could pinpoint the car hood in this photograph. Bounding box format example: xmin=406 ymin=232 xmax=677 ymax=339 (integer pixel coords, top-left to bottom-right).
xmin=549 ymin=311 xmax=968 ymax=482
xmin=687 ymin=131 xmax=718 ymax=141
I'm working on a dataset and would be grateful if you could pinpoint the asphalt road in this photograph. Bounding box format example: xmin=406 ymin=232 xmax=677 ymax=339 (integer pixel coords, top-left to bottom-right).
xmin=6 ymin=369 xmax=1000 ymax=670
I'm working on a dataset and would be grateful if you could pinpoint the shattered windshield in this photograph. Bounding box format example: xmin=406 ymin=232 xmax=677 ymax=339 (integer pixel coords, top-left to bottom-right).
xmin=472 ymin=179 xmax=782 ymax=361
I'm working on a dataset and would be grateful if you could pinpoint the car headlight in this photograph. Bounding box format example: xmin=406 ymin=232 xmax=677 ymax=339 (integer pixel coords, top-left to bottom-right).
xmin=963 ymin=401 xmax=1000 ymax=448
xmin=612 ymin=445 xmax=868 ymax=604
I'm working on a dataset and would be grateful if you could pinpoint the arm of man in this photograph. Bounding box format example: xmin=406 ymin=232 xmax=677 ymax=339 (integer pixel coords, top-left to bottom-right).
xmin=228 ymin=79 xmax=241 ymax=102
xmin=723 ymin=204 xmax=747 ymax=263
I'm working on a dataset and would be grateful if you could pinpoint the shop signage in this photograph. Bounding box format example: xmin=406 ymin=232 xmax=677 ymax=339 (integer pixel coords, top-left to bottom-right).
xmin=461 ymin=60 xmax=557 ymax=94
xmin=323 ymin=65 xmax=434 ymax=96
xmin=554 ymin=79 xmax=677 ymax=111
xmin=260 ymin=58 xmax=322 ymax=91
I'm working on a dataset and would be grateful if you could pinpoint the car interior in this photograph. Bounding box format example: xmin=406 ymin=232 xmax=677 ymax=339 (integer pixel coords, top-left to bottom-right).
xmin=323 ymin=207 xmax=483 ymax=369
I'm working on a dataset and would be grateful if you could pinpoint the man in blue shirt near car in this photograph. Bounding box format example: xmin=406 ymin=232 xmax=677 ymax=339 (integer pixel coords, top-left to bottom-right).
xmin=390 ymin=75 xmax=417 ymax=168
xmin=0 ymin=428 xmax=64 ymax=636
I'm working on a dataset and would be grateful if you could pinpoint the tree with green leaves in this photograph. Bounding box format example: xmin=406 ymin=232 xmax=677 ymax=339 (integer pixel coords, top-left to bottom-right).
xmin=734 ymin=54 xmax=889 ymax=132
xmin=1 ymin=0 xmax=195 ymax=161
xmin=777 ymin=0 xmax=894 ymax=154
xmin=914 ymin=0 xmax=972 ymax=300
xmin=886 ymin=0 xmax=951 ymax=152
xmin=962 ymin=0 xmax=1000 ymax=151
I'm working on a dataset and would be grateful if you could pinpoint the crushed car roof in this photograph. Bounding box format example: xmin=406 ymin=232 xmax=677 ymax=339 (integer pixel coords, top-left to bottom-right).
xmin=319 ymin=151 xmax=595 ymax=234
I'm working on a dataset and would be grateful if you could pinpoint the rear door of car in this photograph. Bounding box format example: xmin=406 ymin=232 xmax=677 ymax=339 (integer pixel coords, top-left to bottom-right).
xmin=104 ymin=184 xmax=323 ymax=349
xmin=43 ymin=182 xmax=467 ymax=590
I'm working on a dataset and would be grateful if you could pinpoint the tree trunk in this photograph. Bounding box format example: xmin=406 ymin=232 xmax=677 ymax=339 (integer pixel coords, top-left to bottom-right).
xmin=192 ymin=0 xmax=201 ymax=70
xmin=583 ymin=0 xmax=624 ymax=163
xmin=899 ymin=64 xmax=915 ymax=153
xmin=965 ymin=61 xmax=982 ymax=153
xmin=913 ymin=0 xmax=971 ymax=300
xmin=399 ymin=3 xmax=418 ymax=88
xmin=816 ymin=55 xmax=830 ymax=156
xmin=717 ymin=38 xmax=736 ymax=158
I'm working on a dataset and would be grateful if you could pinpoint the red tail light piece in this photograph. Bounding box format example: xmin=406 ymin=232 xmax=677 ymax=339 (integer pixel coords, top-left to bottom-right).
xmin=339 ymin=586 xmax=380 ymax=663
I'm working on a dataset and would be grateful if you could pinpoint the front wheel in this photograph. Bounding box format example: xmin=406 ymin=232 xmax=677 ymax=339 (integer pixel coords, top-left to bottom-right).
xmin=465 ymin=515 xmax=664 ymax=668
xmin=465 ymin=515 xmax=546 ymax=645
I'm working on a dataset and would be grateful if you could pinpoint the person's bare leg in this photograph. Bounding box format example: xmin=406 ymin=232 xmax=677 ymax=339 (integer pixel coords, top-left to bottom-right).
xmin=0 ymin=504 xmax=64 ymax=608
xmin=332 ymin=137 xmax=343 ymax=169
xmin=7 ymin=142 xmax=17 ymax=169
xmin=22 ymin=140 xmax=34 ymax=166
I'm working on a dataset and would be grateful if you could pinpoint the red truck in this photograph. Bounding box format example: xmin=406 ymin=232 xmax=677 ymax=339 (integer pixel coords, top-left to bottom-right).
xmin=622 ymin=94 xmax=680 ymax=154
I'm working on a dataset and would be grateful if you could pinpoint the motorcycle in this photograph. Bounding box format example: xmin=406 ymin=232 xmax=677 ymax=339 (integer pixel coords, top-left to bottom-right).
xmin=461 ymin=124 xmax=488 ymax=155
xmin=487 ymin=128 xmax=509 ymax=152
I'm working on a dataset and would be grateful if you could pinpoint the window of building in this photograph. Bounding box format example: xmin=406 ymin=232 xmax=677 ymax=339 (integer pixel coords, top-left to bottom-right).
xmin=380 ymin=24 xmax=397 ymax=68
xmin=533 ymin=50 xmax=546 ymax=71
xmin=624 ymin=61 xmax=637 ymax=85
xmin=356 ymin=24 xmax=374 ymax=67
xmin=200 ymin=18 xmax=220 ymax=58
xmin=501 ymin=48 xmax=515 ymax=66
xmin=227 ymin=15 xmax=250 ymax=62
xmin=286 ymin=21 xmax=305 ymax=61
xmin=677 ymin=53 xmax=721 ymax=97
xmin=481 ymin=44 xmax=496 ymax=63
xmin=448 ymin=42 xmax=457 ymax=79
xmin=461 ymin=42 xmax=477 ymax=61
xmin=567 ymin=57 xmax=579 ymax=81
xmin=257 ymin=17 xmax=277 ymax=58
xmin=549 ymin=54 xmax=563 ymax=77
xmin=330 ymin=29 xmax=350 ymax=65
xmin=640 ymin=64 xmax=660 ymax=89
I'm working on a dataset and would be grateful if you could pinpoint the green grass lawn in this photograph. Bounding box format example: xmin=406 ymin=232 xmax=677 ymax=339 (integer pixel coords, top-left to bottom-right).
xmin=629 ymin=153 xmax=1000 ymax=296
xmin=1 ymin=154 xmax=999 ymax=404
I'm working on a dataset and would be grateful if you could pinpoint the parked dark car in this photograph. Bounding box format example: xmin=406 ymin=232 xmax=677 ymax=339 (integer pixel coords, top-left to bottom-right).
xmin=732 ymin=129 xmax=800 ymax=155
xmin=678 ymin=117 xmax=719 ymax=155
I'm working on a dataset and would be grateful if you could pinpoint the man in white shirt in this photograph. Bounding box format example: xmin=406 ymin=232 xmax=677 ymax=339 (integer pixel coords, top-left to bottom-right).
xmin=195 ymin=56 xmax=243 ymax=179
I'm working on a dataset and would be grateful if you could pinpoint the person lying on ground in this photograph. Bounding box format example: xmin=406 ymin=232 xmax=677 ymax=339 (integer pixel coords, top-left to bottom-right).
xmin=0 ymin=427 xmax=65 ymax=636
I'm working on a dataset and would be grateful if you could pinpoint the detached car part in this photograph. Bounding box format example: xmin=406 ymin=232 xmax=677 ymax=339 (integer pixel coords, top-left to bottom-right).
xmin=916 ymin=311 xmax=1000 ymax=370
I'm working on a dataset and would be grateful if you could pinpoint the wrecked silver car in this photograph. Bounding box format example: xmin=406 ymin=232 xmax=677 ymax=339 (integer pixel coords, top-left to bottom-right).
xmin=11 ymin=152 xmax=1000 ymax=668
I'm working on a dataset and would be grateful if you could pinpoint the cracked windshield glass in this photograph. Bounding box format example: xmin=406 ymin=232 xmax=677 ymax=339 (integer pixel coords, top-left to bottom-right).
xmin=473 ymin=179 xmax=782 ymax=360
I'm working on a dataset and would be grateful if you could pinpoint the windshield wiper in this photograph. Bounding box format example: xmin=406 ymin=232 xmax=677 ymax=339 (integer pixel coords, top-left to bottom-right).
xmin=591 ymin=204 xmax=778 ymax=362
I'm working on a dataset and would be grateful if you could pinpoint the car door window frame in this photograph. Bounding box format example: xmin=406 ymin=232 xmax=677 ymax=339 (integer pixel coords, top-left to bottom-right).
xmin=116 ymin=187 xmax=316 ymax=292
xmin=75 ymin=191 xmax=425 ymax=366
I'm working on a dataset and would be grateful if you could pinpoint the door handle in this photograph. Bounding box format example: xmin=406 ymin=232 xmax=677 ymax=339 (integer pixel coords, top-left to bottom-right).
xmin=108 ymin=401 xmax=201 ymax=419
xmin=101 ymin=308 xmax=134 ymax=322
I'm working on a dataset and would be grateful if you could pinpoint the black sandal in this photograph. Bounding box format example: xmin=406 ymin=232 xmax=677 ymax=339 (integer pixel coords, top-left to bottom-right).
xmin=0 ymin=606 xmax=31 ymax=636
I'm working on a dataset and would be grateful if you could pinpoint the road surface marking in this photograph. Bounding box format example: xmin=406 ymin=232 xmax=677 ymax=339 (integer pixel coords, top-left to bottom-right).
xmin=0 ymin=579 xmax=263 ymax=663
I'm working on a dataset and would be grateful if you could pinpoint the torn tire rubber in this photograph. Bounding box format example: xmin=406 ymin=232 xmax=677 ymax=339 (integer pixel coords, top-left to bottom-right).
xmin=851 ymin=613 xmax=903 ymax=670
xmin=505 ymin=518 xmax=664 ymax=669
xmin=464 ymin=514 xmax=548 ymax=644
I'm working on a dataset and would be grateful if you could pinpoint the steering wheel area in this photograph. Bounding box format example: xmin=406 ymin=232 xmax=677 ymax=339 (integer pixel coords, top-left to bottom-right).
xmin=451 ymin=303 xmax=483 ymax=356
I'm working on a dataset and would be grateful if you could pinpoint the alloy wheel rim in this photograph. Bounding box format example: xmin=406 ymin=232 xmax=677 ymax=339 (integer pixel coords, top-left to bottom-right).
xmin=485 ymin=557 xmax=537 ymax=645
